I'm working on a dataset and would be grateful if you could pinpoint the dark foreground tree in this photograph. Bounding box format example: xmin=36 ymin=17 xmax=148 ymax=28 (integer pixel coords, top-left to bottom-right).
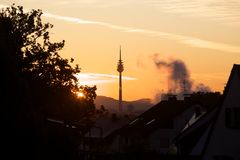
xmin=0 ymin=4 xmax=96 ymax=160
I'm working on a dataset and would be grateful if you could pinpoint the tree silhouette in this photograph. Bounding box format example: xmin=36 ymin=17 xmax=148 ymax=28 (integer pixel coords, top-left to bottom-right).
xmin=0 ymin=4 xmax=80 ymax=87
xmin=0 ymin=4 xmax=96 ymax=159
xmin=0 ymin=4 xmax=97 ymax=120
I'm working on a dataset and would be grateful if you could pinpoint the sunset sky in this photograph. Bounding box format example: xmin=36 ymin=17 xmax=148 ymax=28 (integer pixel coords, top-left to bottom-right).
xmin=1 ymin=1 xmax=240 ymax=101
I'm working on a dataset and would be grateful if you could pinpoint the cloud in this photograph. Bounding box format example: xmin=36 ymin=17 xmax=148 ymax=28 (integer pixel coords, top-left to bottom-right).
xmin=143 ymin=0 xmax=240 ymax=25
xmin=179 ymin=37 xmax=240 ymax=53
xmin=43 ymin=13 xmax=102 ymax=24
xmin=1 ymin=4 xmax=240 ymax=53
xmin=58 ymin=0 xmax=140 ymax=8
xmin=75 ymin=73 xmax=137 ymax=86
xmin=43 ymin=12 xmax=240 ymax=53
xmin=0 ymin=4 xmax=7 ymax=8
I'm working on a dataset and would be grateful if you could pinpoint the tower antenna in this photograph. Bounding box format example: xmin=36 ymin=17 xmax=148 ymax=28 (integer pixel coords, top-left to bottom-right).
xmin=117 ymin=45 xmax=124 ymax=113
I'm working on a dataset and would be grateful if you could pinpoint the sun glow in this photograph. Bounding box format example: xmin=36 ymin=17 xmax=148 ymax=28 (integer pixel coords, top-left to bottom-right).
xmin=77 ymin=92 xmax=85 ymax=98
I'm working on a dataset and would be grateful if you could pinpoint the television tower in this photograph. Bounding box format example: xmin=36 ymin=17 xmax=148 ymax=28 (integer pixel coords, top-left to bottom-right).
xmin=117 ymin=46 xmax=124 ymax=113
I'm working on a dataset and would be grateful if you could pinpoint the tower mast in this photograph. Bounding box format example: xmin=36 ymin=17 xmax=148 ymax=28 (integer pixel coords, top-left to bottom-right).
xmin=117 ymin=46 xmax=124 ymax=113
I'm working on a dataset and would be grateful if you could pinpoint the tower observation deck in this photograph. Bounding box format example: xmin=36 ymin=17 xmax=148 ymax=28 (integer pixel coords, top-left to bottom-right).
xmin=117 ymin=46 xmax=124 ymax=113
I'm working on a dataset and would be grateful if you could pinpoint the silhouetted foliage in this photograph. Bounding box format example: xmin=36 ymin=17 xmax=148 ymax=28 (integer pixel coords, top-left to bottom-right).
xmin=0 ymin=5 xmax=79 ymax=87
xmin=0 ymin=4 xmax=96 ymax=160
xmin=0 ymin=4 xmax=96 ymax=121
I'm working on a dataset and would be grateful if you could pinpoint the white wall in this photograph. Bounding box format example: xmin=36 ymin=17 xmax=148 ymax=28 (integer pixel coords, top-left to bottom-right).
xmin=203 ymin=70 xmax=240 ymax=160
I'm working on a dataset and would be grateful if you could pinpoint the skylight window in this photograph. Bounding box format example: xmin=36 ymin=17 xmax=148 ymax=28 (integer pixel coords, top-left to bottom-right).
xmin=47 ymin=118 xmax=64 ymax=124
xmin=146 ymin=119 xmax=155 ymax=125
xmin=129 ymin=118 xmax=139 ymax=125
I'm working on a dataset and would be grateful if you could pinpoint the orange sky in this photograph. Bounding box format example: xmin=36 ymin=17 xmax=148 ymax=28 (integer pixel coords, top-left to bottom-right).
xmin=1 ymin=1 xmax=240 ymax=101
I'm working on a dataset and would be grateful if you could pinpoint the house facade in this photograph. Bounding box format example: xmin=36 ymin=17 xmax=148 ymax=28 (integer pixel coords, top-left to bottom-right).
xmin=203 ymin=65 xmax=240 ymax=160
xmin=175 ymin=64 xmax=240 ymax=160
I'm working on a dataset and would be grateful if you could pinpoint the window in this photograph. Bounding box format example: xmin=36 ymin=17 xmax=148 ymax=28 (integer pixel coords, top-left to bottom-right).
xmin=145 ymin=119 xmax=155 ymax=125
xmin=129 ymin=118 xmax=139 ymax=125
xmin=225 ymin=107 xmax=240 ymax=129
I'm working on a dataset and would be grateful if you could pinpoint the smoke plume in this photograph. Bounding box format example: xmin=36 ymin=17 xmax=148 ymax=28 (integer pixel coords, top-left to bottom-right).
xmin=152 ymin=54 xmax=213 ymax=102
xmin=153 ymin=54 xmax=192 ymax=94
xmin=195 ymin=83 xmax=211 ymax=93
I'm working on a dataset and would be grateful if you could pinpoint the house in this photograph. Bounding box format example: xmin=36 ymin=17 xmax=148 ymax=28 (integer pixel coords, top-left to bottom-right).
xmin=103 ymin=93 xmax=220 ymax=156
xmin=175 ymin=64 xmax=240 ymax=160
xmin=78 ymin=113 xmax=133 ymax=159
